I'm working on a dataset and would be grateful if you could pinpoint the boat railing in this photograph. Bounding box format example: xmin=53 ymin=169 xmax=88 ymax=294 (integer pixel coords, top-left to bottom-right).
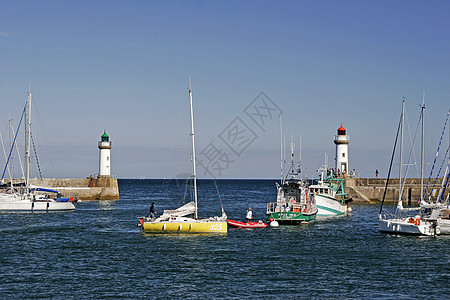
xmin=267 ymin=202 xmax=276 ymax=213
xmin=267 ymin=202 xmax=305 ymax=213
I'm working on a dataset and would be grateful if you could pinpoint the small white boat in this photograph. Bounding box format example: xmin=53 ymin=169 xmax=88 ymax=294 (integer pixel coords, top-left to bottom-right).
xmin=379 ymin=215 xmax=436 ymax=236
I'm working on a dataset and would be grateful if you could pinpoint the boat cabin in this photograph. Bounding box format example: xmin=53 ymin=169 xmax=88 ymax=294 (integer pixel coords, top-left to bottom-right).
xmin=267 ymin=181 xmax=311 ymax=214
xmin=309 ymin=185 xmax=336 ymax=198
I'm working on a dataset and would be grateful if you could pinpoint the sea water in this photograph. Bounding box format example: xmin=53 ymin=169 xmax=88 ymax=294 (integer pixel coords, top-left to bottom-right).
xmin=0 ymin=179 xmax=448 ymax=299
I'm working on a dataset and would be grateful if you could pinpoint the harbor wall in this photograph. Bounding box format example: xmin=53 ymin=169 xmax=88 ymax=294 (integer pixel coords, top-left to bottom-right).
xmin=5 ymin=177 xmax=119 ymax=200
xmin=345 ymin=177 xmax=448 ymax=204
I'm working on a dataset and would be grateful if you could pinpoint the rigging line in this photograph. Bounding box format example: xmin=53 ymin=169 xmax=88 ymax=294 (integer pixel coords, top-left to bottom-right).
xmin=184 ymin=176 xmax=190 ymax=205
xmin=410 ymin=108 xmax=423 ymax=179
xmin=427 ymin=144 xmax=450 ymax=202
xmin=399 ymin=112 xmax=421 ymax=202
xmin=423 ymin=110 xmax=450 ymax=202
xmin=379 ymin=106 xmax=403 ymax=216
xmin=1 ymin=104 xmax=26 ymax=181
xmin=157 ymin=94 xmax=191 ymax=202
xmin=12 ymin=122 xmax=25 ymax=182
xmin=33 ymin=98 xmax=60 ymax=178
xmin=0 ymin=131 xmax=13 ymax=180
xmin=30 ymin=133 xmax=43 ymax=183
xmin=437 ymin=156 xmax=450 ymax=203
xmin=213 ymin=179 xmax=226 ymax=216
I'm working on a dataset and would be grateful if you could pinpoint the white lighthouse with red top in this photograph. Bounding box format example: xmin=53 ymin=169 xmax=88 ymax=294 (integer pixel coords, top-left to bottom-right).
xmin=334 ymin=124 xmax=349 ymax=175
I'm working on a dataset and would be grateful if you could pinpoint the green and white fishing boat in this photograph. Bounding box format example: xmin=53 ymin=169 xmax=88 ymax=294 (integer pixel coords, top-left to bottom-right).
xmin=309 ymin=165 xmax=352 ymax=217
xmin=266 ymin=142 xmax=317 ymax=225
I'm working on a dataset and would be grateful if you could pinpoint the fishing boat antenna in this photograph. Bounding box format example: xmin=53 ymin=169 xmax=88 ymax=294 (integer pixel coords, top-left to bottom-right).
xmin=289 ymin=136 xmax=295 ymax=179
xmin=280 ymin=115 xmax=283 ymax=183
xmin=299 ymin=135 xmax=302 ymax=176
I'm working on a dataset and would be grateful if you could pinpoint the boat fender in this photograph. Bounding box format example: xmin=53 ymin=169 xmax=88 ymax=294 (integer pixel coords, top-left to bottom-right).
xmin=270 ymin=220 xmax=279 ymax=227
xmin=269 ymin=218 xmax=274 ymax=222
xmin=415 ymin=218 xmax=421 ymax=226
xmin=189 ymin=223 xmax=192 ymax=230
xmin=163 ymin=224 xmax=166 ymax=230
xmin=178 ymin=224 xmax=182 ymax=231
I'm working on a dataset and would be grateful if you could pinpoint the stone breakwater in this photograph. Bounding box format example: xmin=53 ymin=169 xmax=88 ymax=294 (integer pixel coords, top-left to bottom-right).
xmin=27 ymin=177 xmax=120 ymax=200
xmin=345 ymin=177 xmax=448 ymax=204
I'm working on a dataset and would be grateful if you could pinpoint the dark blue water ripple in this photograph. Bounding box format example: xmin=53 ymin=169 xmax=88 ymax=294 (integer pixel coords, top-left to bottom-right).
xmin=0 ymin=179 xmax=448 ymax=299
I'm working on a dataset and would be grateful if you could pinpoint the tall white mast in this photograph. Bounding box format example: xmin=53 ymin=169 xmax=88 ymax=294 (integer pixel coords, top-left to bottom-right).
xmin=420 ymin=93 xmax=425 ymax=201
xmin=9 ymin=117 xmax=14 ymax=189
xmin=398 ymin=99 xmax=405 ymax=209
xmin=189 ymin=80 xmax=198 ymax=219
xmin=25 ymin=90 xmax=32 ymax=191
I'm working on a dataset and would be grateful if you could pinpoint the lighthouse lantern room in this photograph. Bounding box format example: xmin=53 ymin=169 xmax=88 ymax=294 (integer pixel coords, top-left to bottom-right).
xmin=98 ymin=130 xmax=112 ymax=177
xmin=334 ymin=124 xmax=349 ymax=175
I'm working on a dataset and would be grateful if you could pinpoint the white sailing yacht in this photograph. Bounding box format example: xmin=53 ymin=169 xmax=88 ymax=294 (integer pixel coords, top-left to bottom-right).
xmin=138 ymin=84 xmax=227 ymax=233
xmin=0 ymin=91 xmax=75 ymax=211
xmin=419 ymin=109 xmax=450 ymax=234
xmin=378 ymin=100 xmax=437 ymax=236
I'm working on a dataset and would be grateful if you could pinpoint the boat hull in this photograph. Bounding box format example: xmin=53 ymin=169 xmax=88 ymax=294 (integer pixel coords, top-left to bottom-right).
xmin=266 ymin=211 xmax=316 ymax=225
xmin=379 ymin=218 xmax=436 ymax=236
xmin=437 ymin=218 xmax=450 ymax=235
xmin=315 ymin=194 xmax=347 ymax=216
xmin=227 ymin=219 xmax=268 ymax=228
xmin=0 ymin=201 xmax=75 ymax=211
xmin=140 ymin=219 xmax=227 ymax=233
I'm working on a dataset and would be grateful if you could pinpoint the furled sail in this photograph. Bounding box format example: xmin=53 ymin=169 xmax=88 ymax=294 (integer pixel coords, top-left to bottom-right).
xmin=156 ymin=201 xmax=196 ymax=221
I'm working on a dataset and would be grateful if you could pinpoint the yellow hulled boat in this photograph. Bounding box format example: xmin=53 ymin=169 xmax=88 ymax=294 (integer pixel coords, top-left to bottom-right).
xmin=139 ymin=201 xmax=227 ymax=233
xmin=140 ymin=217 xmax=227 ymax=233
xmin=138 ymin=84 xmax=227 ymax=234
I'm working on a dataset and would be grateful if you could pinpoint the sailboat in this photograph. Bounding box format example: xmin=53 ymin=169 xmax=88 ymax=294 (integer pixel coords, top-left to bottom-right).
xmin=309 ymin=156 xmax=352 ymax=217
xmin=138 ymin=85 xmax=227 ymax=233
xmin=419 ymin=109 xmax=450 ymax=234
xmin=0 ymin=91 xmax=75 ymax=211
xmin=378 ymin=100 xmax=436 ymax=236
xmin=266 ymin=140 xmax=317 ymax=225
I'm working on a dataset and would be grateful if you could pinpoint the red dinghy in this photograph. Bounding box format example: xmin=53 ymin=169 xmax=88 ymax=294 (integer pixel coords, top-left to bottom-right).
xmin=227 ymin=219 xmax=268 ymax=228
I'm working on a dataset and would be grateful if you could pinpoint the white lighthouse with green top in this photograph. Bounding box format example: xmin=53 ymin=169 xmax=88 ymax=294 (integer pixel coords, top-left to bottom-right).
xmin=98 ymin=130 xmax=112 ymax=177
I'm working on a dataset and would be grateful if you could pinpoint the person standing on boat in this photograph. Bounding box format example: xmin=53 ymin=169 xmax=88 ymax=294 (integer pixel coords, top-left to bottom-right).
xmin=149 ymin=202 xmax=157 ymax=222
xmin=246 ymin=207 xmax=252 ymax=223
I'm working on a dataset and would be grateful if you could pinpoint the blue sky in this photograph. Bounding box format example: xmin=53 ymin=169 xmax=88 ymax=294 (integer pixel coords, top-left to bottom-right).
xmin=1 ymin=0 xmax=449 ymax=179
